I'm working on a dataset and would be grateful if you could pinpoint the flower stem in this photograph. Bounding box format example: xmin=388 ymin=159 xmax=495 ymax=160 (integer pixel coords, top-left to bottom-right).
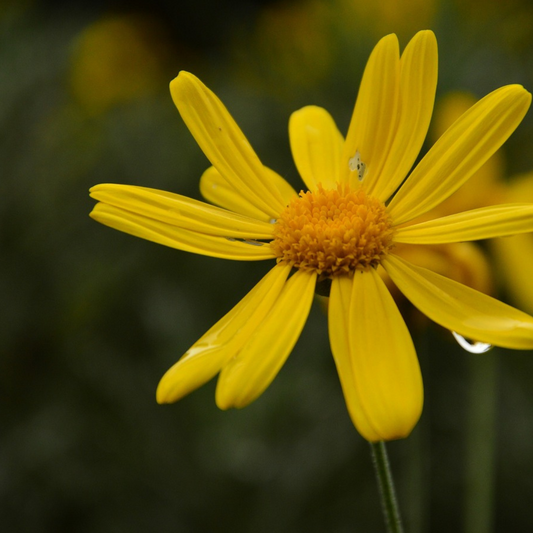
xmin=464 ymin=351 xmax=498 ymax=533
xmin=371 ymin=441 xmax=404 ymax=533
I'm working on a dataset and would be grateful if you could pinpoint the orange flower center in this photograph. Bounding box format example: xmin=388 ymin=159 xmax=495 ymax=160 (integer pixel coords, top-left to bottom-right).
xmin=271 ymin=184 xmax=394 ymax=276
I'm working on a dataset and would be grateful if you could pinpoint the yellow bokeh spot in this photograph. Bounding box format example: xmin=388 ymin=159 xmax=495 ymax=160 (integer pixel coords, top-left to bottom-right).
xmin=70 ymin=14 xmax=170 ymax=114
xmin=271 ymin=185 xmax=393 ymax=276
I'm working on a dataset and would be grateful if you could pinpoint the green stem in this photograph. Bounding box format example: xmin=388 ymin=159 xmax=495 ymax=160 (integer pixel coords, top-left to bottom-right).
xmin=464 ymin=351 xmax=498 ymax=533
xmin=371 ymin=441 xmax=404 ymax=533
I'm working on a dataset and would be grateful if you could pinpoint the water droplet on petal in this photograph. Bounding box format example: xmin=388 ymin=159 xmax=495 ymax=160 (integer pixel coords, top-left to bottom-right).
xmin=451 ymin=331 xmax=493 ymax=354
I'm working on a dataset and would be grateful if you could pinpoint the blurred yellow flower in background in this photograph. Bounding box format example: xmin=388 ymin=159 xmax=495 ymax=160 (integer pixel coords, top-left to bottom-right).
xmin=493 ymin=175 xmax=533 ymax=315
xmin=383 ymin=92 xmax=505 ymax=302
xmin=233 ymin=0 xmax=439 ymax=99
xmin=90 ymin=31 xmax=533 ymax=442
xmin=70 ymin=14 xmax=171 ymax=114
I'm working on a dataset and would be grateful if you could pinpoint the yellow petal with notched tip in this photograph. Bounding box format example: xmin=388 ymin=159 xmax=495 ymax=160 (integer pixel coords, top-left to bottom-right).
xmin=90 ymin=203 xmax=275 ymax=260
xmin=384 ymin=254 xmax=533 ymax=349
xmin=289 ymin=105 xmax=343 ymax=191
xmin=200 ymin=166 xmax=296 ymax=221
xmin=394 ymin=204 xmax=533 ymax=244
xmin=371 ymin=30 xmax=438 ymax=202
xmin=341 ymin=33 xmax=400 ymax=189
xmin=215 ymin=269 xmax=316 ymax=409
xmin=156 ymin=263 xmax=291 ymax=403
xmin=387 ymin=85 xmax=532 ymax=225
xmin=90 ymin=183 xmax=275 ymax=238
xmin=329 ymin=271 xmax=422 ymax=442
xmin=170 ymin=71 xmax=286 ymax=218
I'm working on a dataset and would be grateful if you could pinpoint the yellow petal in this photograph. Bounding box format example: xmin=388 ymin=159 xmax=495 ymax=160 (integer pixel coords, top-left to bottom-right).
xmin=216 ymin=269 xmax=317 ymax=409
xmin=200 ymin=166 xmax=271 ymax=221
xmin=90 ymin=183 xmax=275 ymax=239
xmin=393 ymin=204 xmax=533 ymax=244
xmin=90 ymin=203 xmax=276 ymax=260
xmin=156 ymin=263 xmax=291 ymax=403
xmin=263 ymin=166 xmax=299 ymax=205
xmin=200 ymin=166 xmax=296 ymax=221
xmin=340 ymin=33 xmax=400 ymax=189
xmin=289 ymin=105 xmax=343 ymax=191
xmin=170 ymin=71 xmax=286 ymax=217
xmin=387 ymin=85 xmax=532 ymax=225
xmin=329 ymin=275 xmax=382 ymax=442
xmin=428 ymin=92 xmax=506 ymax=216
xmin=383 ymin=254 xmax=533 ymax=349
xmin=329 ymin=271 xmax=422 ymax=442
xmin=371 ymin=30 xmax=438 ymax=202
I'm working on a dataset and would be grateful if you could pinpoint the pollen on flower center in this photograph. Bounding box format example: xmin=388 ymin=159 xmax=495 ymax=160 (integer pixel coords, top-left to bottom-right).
xmin=271 ymin=184 xmax=394 ymax=276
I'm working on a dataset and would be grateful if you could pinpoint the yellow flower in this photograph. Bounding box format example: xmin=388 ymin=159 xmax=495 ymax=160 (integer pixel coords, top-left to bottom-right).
xmin=492 ymin=174 xmax=533 ymax=315
xmin=381 ymin=92 xmax=506 ymax=302
xmin=70 ymin=14 xmax=170 ymax=114
xmin=90 ymin=31 xmax=533 ymax=442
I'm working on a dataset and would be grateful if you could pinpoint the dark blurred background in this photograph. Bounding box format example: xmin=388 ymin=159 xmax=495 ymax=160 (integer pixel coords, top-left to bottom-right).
xmin=3 ymin=0 xmax=533 ymax=531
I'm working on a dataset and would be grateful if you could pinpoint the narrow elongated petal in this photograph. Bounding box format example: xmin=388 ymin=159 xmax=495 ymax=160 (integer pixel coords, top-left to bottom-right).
xmin=388 ymin=85 xmax=532 ymax=225
xmin=216 ymin=269 xmax=317 ymax=409
xmin=329 ymin=271 xmax=422 ymax=442
xmin=371 ymin=30 xmax=438 ymax=202
xmin=170 ymin=72 xmax=286 ymax=217
xmin=90 ymin=203 xmax=276 ymax=260
xmin=384 ymin=254 xmax=533 ymax=349
xmin=329 ymin=276 xmax=382 ymax=442
xmin=157 ymin=263 xmax=291 ymax=403
xmin=340 ymin=34 xmax=400 ymax=188
xmin=289 ymin=105 xmax=343 ymax=191
xmin=393 ymin=204 xmax=533 ymax=244
xmin=90 ymin=184 xmax=275 ymax=239
xmin=200 ymin=166 xmax=296 ymax=221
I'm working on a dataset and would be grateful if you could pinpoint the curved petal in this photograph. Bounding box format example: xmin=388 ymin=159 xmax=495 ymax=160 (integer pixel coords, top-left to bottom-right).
xmin=199 ymin=165 xmax=297 ymax=222
xmin=329 ymin=271 xmax=422 ymax=442
xmin=383 ymin=254 xmax=533 ymax=349
xmin=387 ymin=85 xmax=532 ymax=225
xmin=263 ymin=167 xmax=299 ymax=205
xmin=289 ymin=105 xmax=343 ymax=191
xmin=170 ymin=71 xmax=286 ymax=217
xmin=215 ymin=269 xmax=317 ymax=409
xmin=393 ymin=204 xmax=533 ymax=244
xmin=340 ymin=34 xmax=400 ymax=189
xmin=371 ymin=30 xmax=438 ymax=202
xmin=156 ymin=263 xmax=292 ymax=403
xmin=90 ymin=184 xmax=275 ymax=239
xmin=90 ymin=203 xmax=276 ymax=260
xmin=200 ymin=166 xmax=272 ymax=221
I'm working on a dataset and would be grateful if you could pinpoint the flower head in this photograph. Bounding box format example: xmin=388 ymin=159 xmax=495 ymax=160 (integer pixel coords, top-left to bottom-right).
xmin=90 ymin=30 xmax=533 ymax=442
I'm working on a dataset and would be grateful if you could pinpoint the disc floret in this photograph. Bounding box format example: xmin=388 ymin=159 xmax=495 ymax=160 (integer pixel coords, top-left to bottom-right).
xmin=271 ymin=184 xmax=394 ymax=276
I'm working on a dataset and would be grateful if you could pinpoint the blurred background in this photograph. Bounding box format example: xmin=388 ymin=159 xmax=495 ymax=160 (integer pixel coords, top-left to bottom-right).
xmin=3 ymin=0 xmax=533 ymax=531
